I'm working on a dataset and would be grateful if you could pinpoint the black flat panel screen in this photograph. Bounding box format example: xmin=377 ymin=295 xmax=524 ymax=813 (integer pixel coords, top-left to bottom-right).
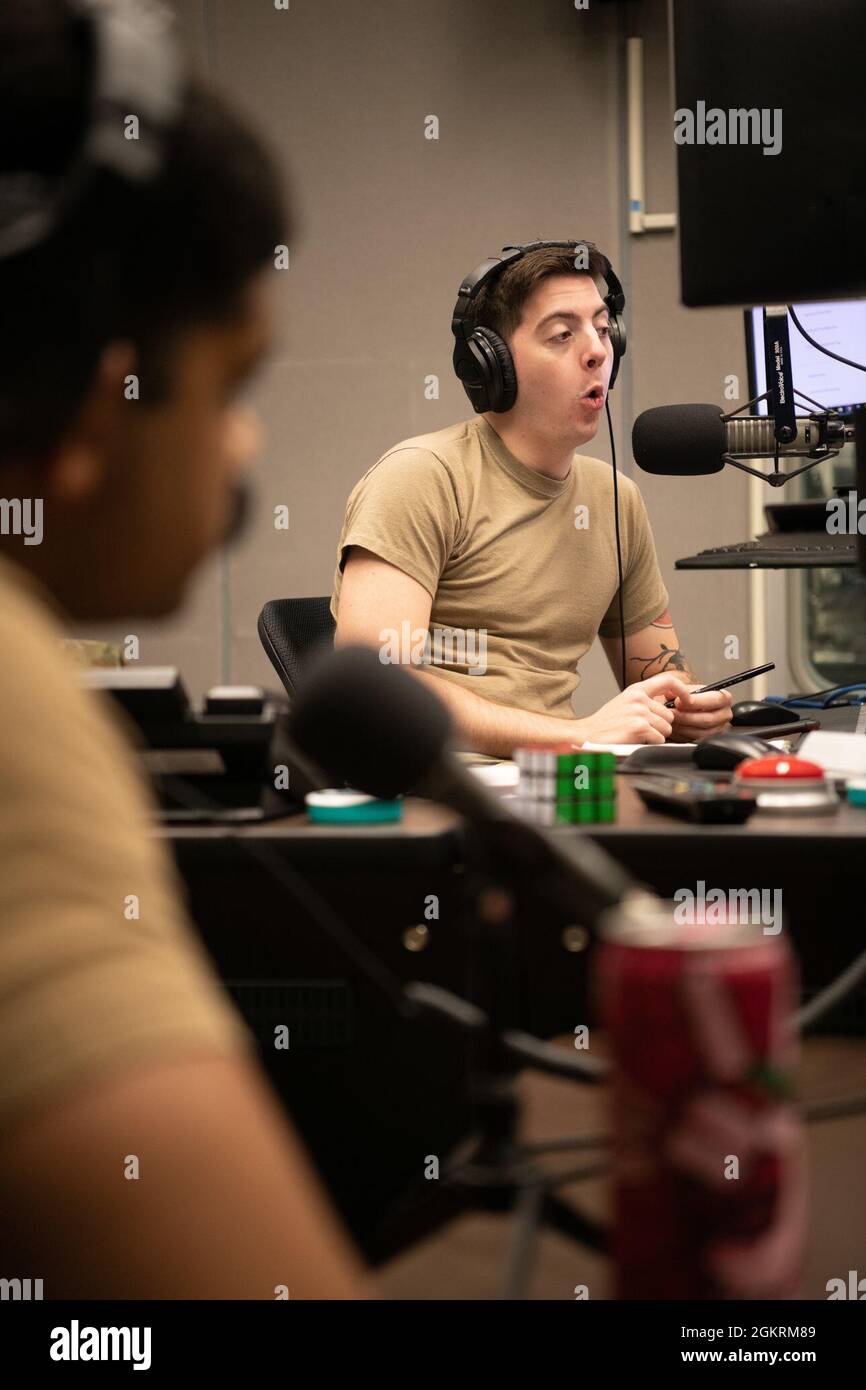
xmin=672 ymin=0 xmax=866 ymax=306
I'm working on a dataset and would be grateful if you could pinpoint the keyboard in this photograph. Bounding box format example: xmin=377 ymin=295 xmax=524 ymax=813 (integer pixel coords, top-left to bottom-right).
xmin=676 ymin=531 xmax=858 ymax=569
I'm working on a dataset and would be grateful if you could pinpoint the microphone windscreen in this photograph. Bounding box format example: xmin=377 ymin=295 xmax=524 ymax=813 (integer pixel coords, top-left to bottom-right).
xmin=288 ymin=644 xmax=453 ymax=800
xmin=632 ymin=403 xmax=726 ymax=475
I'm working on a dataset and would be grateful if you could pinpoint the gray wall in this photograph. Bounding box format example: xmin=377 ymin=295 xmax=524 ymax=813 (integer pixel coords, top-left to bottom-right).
xmin=78 ymin=0 xmax=755 ymax=710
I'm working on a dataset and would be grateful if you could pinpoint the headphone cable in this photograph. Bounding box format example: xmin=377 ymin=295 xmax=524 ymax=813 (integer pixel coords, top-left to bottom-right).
xmin=605 ymin=397 xmax=627 ymax=690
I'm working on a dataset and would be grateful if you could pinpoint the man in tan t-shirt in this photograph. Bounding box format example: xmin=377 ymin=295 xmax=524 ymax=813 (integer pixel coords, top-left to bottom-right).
xmin=333 ymin=243 xmax=732 ymax=757
xmin=0 ymin=7 xmax=365 ymax=1299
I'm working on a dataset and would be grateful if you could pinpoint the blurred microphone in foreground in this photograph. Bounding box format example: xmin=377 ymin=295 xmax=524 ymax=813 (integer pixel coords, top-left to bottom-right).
xmin=288 ymin=643 xmax=640 ymax=928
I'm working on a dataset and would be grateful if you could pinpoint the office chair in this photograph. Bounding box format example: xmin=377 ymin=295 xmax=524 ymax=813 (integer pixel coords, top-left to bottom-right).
xmin=257 ymin=596 xmax=336 ymax=698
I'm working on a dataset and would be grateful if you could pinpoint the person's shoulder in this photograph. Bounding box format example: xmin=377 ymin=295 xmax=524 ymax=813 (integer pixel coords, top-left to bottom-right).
xmin=0 ymin=556 xmax=152 ymax=822
xmin=573 ymin=454 xmax=644 ymax=505
xmin=0 ymin=555 xmax=85 ymax=711
xmin=0 ymin=561 xmax=252 ymax=1129
xmin=352 ymin=419 xmax=483 ymax=504
xmin=374 ymin=418 xmax=479 ymax=474
xmin=573 ymin=452 xmax=615 ymax=485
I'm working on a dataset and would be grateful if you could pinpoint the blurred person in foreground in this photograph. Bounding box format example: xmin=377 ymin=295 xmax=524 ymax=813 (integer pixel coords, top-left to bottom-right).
xmin=0 ymin=0 xmax=368 ymax=1298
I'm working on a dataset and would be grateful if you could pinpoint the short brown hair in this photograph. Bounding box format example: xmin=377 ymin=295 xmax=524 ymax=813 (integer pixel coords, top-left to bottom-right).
xmin=465 ymin=242 xmax=611 ymax=342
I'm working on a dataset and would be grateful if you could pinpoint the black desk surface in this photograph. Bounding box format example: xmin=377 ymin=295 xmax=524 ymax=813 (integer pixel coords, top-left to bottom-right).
xmin=157 ymin=701 xmax=866 ymax=846
xmin=160 ymin=800 xmax=457 ymax=839
xmin=583 ymin=777 xmax=866 ymax=840
xmin=157 ymin=800 xmax=462 ymax=867
xmin=157 ymin=775 xmax=866 ymax=845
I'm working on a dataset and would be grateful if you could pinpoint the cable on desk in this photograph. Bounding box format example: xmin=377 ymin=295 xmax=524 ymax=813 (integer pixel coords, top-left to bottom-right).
xmin=802 ymin=1094 xmax=866 ymax=1123
xmin=795 ymin=948 xmax=866 ymax=1033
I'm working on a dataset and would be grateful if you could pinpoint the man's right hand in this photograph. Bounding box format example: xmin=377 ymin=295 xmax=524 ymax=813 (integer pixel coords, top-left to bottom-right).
xmin=575 ymin=674 xmax=692 ymax=745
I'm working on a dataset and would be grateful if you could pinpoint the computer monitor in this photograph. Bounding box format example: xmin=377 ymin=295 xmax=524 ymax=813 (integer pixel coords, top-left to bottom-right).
xmin=672 ymin=0 xmax=866 ymax=307
xmin=744 ymin=301 xmax=866 ymax=416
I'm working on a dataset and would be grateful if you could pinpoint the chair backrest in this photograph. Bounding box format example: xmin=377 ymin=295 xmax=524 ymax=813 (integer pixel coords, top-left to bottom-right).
xmin=258 ymin=596 xmax=336 ymax=697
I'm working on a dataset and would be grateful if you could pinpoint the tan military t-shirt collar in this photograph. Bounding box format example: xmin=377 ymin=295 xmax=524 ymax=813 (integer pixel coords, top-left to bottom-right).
xmin=475 ymin=416 xmax=573 ymax=500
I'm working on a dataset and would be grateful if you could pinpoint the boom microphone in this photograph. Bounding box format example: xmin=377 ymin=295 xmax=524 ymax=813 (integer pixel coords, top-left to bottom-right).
xmin=288 ymin=644 xmax=642 ymax=929
xmin=632 ymin=403 xmax=853 ymax=476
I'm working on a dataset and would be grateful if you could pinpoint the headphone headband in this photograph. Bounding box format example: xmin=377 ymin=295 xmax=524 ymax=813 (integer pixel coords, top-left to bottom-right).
xmin=453 ymin=241 xmax=622 ymax=324
xmin=0 ymin=0 xmax=181 ymax=260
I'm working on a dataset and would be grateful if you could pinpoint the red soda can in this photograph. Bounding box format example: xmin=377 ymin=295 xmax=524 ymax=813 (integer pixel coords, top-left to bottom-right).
xmin=593 ymin=898 xmax=804 ymax=1300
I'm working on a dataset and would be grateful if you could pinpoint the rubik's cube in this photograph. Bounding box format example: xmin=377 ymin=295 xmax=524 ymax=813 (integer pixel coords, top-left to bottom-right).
xmin=513 ymin=744 xmax=617 ymax=825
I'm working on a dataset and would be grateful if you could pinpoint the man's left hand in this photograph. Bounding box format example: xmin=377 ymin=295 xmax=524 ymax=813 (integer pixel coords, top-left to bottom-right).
xmin=668 ymin=685 xmax=733 ymax=742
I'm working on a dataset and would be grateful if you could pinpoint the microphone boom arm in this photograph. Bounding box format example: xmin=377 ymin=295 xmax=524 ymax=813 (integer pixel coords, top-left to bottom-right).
xmin=720 ymin=386 xmax=851 ymax=485
xmin=721 ymin=452 xmax=839 ymax=485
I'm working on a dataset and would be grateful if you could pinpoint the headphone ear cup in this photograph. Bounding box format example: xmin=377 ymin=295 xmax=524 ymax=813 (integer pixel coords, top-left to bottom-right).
xmin=454 ymin=335 xmax=492 ymax=412
xmin=607 ymin=314 xmax=626 ymax=390
xmin=474 ymin=328 xmax=517 ymax=412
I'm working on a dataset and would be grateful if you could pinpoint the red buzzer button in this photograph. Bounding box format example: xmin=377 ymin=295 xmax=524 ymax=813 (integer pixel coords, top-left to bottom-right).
xmin=735 ymin=755 xmax=824 ymax=781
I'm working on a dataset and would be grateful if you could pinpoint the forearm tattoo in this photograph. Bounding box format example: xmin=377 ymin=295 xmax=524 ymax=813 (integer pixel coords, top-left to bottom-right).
xmin=631 ymin=643 xmax=690 ymax=680
xmin=628 ymin=610 xmax=693 ymax=682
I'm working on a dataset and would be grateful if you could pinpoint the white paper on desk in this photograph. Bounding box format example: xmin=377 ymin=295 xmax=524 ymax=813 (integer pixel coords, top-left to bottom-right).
xmin=581 ymin=740 xmax=696 ymax=756
xmin=467 ymin=759 xmax=520 ymax=788
xmin=583 ymin=739 xmax=789 ymax=758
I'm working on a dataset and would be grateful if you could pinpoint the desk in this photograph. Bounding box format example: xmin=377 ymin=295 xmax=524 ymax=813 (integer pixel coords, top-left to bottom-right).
xmin=554 ymin=777 xmax=866 ymax=1033
xmin=161 ymin=761 xmax=865 ymax=1252
xmin=568 ymin=708 xmax=866 ymax=1036
xmin=162 ymin=803 xmax=470 ymax=1252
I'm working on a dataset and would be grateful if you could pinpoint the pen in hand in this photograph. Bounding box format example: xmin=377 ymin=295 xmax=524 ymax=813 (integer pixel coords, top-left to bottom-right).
xmin=663 ymin=661 xmax=776 ymax=709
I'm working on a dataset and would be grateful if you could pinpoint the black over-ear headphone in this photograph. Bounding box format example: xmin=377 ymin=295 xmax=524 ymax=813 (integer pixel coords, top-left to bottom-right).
xmin=451 ymin=240 xmax=626 ymax=414
xmin=0 ymin=1 xmax=260 ymax=544
xmin=0 ymin=0 xmax=180 ymax=262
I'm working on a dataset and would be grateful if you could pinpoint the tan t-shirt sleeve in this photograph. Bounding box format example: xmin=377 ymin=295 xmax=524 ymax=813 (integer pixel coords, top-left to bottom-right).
xmin=0 ymin=563 xmax=253 ymax=1129
xmin=333 ymin=447 xmax=460 ymax=602
xmin=598 ymin=477 xmax=670 ymax=638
